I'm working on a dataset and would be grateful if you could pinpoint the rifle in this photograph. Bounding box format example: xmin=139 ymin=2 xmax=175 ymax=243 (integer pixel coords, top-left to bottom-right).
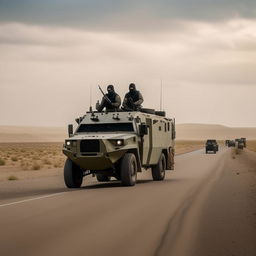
xmin=98 ymin=85 xmax=112 ymax=105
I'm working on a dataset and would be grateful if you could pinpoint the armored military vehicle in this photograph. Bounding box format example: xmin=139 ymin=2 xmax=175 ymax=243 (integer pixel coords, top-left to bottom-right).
xmin=225 ymin=140 xmax=230 ymax=146
xmin=63 ymin=109 xmax=176 ymax=188
xmin=235 ymin=138 xmax=245 ymax=150
xmin=228 ymin=140 xmax=235 ymax=147
xmin=205 ymin=139 xmax=218 ymax=154
xmin=240 ymin=138 xmax=246 ymax=148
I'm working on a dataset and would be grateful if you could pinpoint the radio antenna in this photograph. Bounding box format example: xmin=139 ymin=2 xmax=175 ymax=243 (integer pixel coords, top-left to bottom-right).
xmin=160 ymin=79 xmax=163 ymax=111
xmin=89 ymin=85 xmax=92 ymax=112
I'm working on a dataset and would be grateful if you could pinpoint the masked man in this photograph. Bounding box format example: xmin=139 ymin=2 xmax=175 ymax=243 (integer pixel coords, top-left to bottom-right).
xmin=96 ymin=85 xmax=121 ymax=112
xmin=122 ymin=83 xmax=144 ymax=111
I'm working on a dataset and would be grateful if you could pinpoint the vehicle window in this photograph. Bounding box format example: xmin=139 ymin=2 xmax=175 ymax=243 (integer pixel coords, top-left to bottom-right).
xmin=77 ymin=123 xmax=134 ymax=133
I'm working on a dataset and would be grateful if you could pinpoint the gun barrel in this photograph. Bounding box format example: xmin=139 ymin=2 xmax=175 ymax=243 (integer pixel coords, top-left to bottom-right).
xmin=98 ymin=85 xmax=112 ymax=104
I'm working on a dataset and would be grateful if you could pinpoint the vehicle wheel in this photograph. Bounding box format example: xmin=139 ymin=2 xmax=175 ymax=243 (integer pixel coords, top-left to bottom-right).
xmin=206 ymin=150 xmax=208 ymax=154
xmin=64 ymin=158 xmax=83 ymax=188
xmin=120 ymin=153 xmax=137 ymax=186
xmin=96 ymin=174 xmax=111 ymax=182
xmin=152 ymin=153 xmax=166 ymax=181
xmin=214 ymin=150 xmax=216 ymax=154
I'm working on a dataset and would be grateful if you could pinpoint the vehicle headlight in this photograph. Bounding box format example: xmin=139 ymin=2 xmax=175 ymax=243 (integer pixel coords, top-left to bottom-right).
xmin=116 ymin=140 xmax=123 ymax=146
xmin=109 ymin=139 xmax=124 ymax=147
xmin=65 ymin=140 xmax=76 ymax=147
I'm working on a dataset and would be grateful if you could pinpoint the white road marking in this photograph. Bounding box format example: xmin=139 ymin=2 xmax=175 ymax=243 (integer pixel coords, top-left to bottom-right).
xmin=0 ymin=192 xmax=67 ymax=208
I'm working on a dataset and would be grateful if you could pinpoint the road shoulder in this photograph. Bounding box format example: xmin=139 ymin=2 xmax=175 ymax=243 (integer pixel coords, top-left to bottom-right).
xmin=192 ymin=149 xmax=256 ymax=256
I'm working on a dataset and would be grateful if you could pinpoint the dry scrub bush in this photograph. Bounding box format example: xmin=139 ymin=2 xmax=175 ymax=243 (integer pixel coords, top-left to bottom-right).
xmin=175 ymin=140 xmax=205 ymax=154
xmin=11 ymin=156 xmax=18 ymax=161
xmin=43 ymin=159 xmax=52 ymax=165
xmin=0 ymin=158 xmax=5 ymax=166
xmin=32 ymin=163 xmax=41 ymax=170
xmin=0 ymin=142 xmax=64 ymax=169
xmin=8 ymin=175 xmax=19 ymax=181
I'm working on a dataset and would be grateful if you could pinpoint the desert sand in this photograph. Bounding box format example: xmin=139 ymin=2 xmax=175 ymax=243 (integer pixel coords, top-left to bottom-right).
xmin=0 ymin=141 xmax=203 ymax=181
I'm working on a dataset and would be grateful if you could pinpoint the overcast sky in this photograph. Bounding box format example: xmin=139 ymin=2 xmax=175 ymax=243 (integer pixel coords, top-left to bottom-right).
xmin=0 ymin=0 xmax=256 ymax=127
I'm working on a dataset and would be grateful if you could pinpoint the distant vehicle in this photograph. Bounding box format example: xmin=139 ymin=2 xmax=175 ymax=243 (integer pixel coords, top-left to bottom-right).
xmin=205 ymin=139 xmax=219 ymax=154
xmin=225 ymin=140 xmax=230 ymax=146
xmin=237 ymin=139 xmax=244 ymax=150
xmin=235 ymin=138 xmax=245 ymax=150
xmin=63 ymin=109 xmax=176 ymax=188
xmin=240 ymin=138 xmax=246 ymax=148
xmin=228 ymin=140 xmax=235 ymax=147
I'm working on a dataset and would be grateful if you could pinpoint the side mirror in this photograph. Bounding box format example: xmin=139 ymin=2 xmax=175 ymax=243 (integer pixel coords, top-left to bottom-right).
xmin=68 ymin=124 xmax=73 ymax=137
xmin=139 ymin=124 xmax=148 ymax=136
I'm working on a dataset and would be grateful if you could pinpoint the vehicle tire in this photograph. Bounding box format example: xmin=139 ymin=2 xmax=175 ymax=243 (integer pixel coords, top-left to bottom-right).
xmin=120 ymin=153 xmax=137 ymax=186
xmin=64 ymin=158 xmax=83 ymax=188
xmin=96 ymin=174 xmax=111 ymax=182
xmin=206 ymin=150 xmax=208 ymax=154
xmin=152 ymin=153 xmax=166 ymax=181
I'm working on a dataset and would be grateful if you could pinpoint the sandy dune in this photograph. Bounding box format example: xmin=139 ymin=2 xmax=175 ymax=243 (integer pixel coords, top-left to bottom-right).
xmin=0 ymin=126 xmax=66 ymax=142
xmin=177 ymin=123 xmax=256 ymax=140
xmin=0 ymin=124 xmax=256 ymax=142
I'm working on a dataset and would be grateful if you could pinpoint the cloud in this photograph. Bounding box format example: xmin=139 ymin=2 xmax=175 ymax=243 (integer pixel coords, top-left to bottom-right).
xmin=0 ymin=19 xmax=256 ymax=126
xmin=1 ymin=20 xmax=256 ymax=85
xmin=0 ymin=0 xmax=256 ymax=31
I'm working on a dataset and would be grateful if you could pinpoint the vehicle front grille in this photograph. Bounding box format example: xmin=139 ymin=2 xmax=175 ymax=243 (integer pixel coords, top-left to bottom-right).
xmin=80 ymin=140 xmax=100 ymax=153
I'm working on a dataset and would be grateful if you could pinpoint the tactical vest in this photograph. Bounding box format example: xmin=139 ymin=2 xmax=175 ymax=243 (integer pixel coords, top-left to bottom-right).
xmin=106 ymin=92 xmax=117 ymax=103
xmin=127 ymin=90 xmax=140 ymax=103
xmin=105 ymin=92 xmax=118 ymax=109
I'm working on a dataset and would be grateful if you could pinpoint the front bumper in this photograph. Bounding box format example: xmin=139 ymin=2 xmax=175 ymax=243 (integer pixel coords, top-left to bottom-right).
xmin=63 ymin=148 xmax=126 ymax=170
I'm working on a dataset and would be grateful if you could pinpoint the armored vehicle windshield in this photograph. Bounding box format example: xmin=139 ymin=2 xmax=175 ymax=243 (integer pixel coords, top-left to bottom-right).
xmin=77 ymin=122 xmax=134 ymax=133
xmin=206 ymin=140 xmax=217 ymax=144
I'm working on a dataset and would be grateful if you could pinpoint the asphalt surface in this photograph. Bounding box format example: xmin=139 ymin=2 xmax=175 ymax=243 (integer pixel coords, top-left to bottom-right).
xmin=0 ymin=148 xmax=255 ymax=256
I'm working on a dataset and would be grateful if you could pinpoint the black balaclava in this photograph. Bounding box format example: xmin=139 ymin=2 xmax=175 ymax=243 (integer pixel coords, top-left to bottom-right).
xmin=129 ymin=83 xmax=136 ymax=94
xmin=107 ymin=85 xmax=115 ymax=95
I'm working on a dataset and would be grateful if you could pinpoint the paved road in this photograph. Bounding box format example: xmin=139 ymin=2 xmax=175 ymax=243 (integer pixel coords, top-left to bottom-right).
xmin=0 ymin=148 xmax=250 ymax=256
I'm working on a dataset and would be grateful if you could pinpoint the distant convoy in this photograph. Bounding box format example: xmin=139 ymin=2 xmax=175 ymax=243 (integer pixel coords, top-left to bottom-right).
xmin=205 ymin=137 xmax=247 ymax=154
xmin=225 ymin=138 xmax=246 ymax=149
